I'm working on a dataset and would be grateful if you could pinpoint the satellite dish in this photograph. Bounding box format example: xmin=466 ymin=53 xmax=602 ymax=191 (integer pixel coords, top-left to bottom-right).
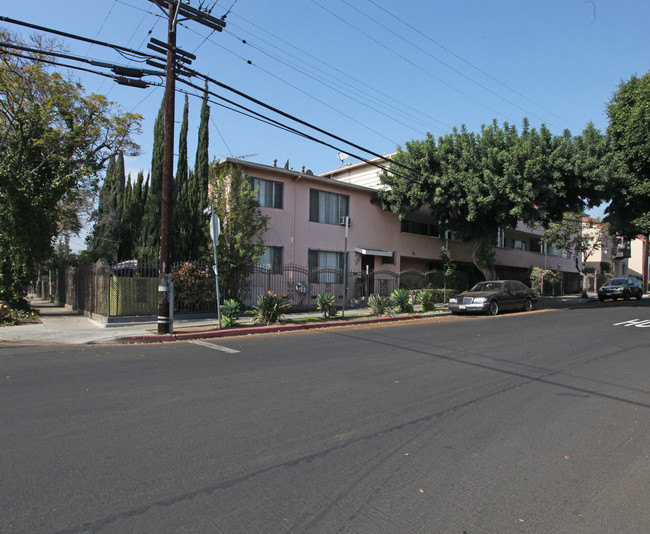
xmin=337 ymin=152 xmax=349 ymax=166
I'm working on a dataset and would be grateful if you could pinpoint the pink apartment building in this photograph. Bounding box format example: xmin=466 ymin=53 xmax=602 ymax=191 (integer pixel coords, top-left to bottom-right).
xmin=221 ymin=156 xmax=585 ymax=307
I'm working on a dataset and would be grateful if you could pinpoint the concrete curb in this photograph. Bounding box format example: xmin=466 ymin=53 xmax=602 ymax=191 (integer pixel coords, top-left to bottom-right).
xmin=116 ymin=312 xmax=446 ymax=344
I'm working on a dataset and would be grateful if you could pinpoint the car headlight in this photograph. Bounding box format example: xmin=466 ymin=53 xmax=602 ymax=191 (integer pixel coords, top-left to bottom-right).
xmin=449 ymin=297 xmax=457 ymax=303
xmin=614 ymin=287 xmax=624 ymax=291
xmin=473 ymin=297 xmax=487 ymax=303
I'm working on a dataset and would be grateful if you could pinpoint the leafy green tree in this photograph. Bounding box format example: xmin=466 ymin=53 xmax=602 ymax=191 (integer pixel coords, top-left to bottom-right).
xmin=0 ymin=32 xmax=141 ymax=304
xmin=378 ymin=119 xmax=605 ymax=279
xmin=139 ymin=100 xmax=165 ymax=259
xmin=440 ymin=245 xmax=456 ymax=301
xmin=209 ymin=162 xmax=269 ymax=301
xmin=605 ymin=72 xmax=650 ymax=236
xmin=541 ymin=213 xmax=605 ymax=295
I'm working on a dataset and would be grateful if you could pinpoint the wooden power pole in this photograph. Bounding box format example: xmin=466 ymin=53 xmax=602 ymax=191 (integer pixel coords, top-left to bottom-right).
xmin=146 ymin=0 xmax=225 ymax=334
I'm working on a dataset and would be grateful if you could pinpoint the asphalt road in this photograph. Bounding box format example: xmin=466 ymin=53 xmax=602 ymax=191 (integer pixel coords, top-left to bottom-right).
xmin=1 ymin=301 xmax=649 ymax=533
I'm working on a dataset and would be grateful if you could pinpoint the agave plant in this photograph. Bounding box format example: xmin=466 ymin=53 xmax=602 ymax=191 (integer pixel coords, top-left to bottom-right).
xmin=391 ymin=288 xmax=414 ymax=314
xmin=316 ymin=292 xmax=338 ymax=319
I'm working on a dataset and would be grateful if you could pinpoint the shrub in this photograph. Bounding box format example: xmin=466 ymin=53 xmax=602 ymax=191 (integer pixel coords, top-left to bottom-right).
xmin=221 ymin=299 xmax=240 ymax=327
xmin=416 ymin=289 xmax=436 ymax=311
xmin=367 ymin=294 xmax=394 ymax=316
xmin=172 ymin=262 xmax=215 ymax=311
xmin=0 ymin=301 xmax=39 ymax=326
xmin=391 ymin=288 xmax=414 ymax=313
xmin=248 ymin=291 xmax=290 ymax=325
xmin=316 ymin=292 xmax=338 ymax=319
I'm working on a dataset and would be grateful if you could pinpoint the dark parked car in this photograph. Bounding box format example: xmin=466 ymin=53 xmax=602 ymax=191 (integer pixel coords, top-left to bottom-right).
xmin=597 ymin=277 xmax=644 ymax=301
xmin=448 ymin=280 xmax=537 ymax=316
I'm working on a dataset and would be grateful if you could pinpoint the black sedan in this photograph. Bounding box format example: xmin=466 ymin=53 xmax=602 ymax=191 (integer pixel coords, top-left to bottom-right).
xmin=448 ymin=280 xmax=538 ymax=316
xmin=597 ymin=277 xmax=644 ymax=301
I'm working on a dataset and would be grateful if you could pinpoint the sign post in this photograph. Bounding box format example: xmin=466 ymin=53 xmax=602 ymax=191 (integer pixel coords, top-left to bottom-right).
xmin=207 ymin=205 xmax=222 ymax=329
xmin=342 ymin=216 xmax=349 ymax=318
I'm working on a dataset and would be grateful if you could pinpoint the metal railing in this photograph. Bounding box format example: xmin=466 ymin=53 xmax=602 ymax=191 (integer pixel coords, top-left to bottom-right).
xmin=43 ymin=260 xmax=470 ymax=318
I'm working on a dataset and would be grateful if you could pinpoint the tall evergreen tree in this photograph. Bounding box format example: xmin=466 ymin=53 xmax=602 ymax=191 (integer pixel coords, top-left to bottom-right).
xmin=189 ymin=86 xmax=211 ymax=261
xmin=139 ymin=100 xmax=165 ymax=259
xmin=117 ymin=174 xmax=134 ymax=260
xmin=172 ymin=95 xmax=190 ymax=262
xmin=89 ymin=155 xmax=120 ymax=260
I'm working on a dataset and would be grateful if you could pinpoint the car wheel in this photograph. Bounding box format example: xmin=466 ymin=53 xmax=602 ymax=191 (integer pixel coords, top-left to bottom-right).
xmin=598 ymin=296 xmax=605 ymax=302
xmin=637 ymin=293 xmax=644 ymax=300
xmin=487 ymin=300 xmax=499 ymax=316
xmin=624 ymin=290 xmax=630 ymax=301
xmin=524 ymin=298 xmax=533 ymax=312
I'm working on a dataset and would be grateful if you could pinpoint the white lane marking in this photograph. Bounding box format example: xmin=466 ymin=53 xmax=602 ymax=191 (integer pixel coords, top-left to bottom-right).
xmin=613 ymin=319 xmax=650 ymax=328
xmin=191 ymin=340 xmax=240 ymax=353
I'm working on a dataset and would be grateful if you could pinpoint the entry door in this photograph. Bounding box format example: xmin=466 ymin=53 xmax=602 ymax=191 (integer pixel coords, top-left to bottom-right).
xmin=361 ymin=255 xmax=375 ymax=295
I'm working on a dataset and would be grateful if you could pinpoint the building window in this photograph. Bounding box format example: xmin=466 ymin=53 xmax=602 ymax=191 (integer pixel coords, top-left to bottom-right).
xmin=250 ymin=177 xmax=283 ymax=209
xmin=309 ymin=189 xmax=349 ymax=224
xmin=257 ymin=246 xmax=283 ymax=273
xmin=308 ymin=249 xmax=344 ymax=283
xmin=512 ymin=239 xmax=527 ymax=251
xmin=401 ymin=219 xmax=440 ymax=237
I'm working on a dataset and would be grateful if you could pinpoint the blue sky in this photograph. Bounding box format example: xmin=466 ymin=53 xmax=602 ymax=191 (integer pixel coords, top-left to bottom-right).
xmin=2 ymin=1 xmax=649 ymax=248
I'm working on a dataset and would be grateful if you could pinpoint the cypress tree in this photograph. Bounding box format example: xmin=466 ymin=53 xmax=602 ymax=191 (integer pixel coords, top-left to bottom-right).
xmin=118 ymin=174 xmax=133 ymax=260
xmin=90 ymin=155 xmax=119 ymax=260
xmin=190 ymin=85 xmax=211 ymax=261
xmin=139 ymin=100 xmax=165 ymax=259
xmin=172 ymin=95 xmax=190 ymax=262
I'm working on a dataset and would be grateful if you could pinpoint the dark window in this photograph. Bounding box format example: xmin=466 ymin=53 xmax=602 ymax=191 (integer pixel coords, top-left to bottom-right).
xmin=309 ymin=189 xmax=349 ymax=224
xmin=401 ymin=219 xmax=440 ymax=237
xmin=250 ymin=177 xmax=283 ymax=209
xmin=382 ymin=253 xmax=395 ymax=265
xmin=257 ymin=246 xmax=283 ymax=273
xmin=308 ymin=249 xmax=345 ymax=283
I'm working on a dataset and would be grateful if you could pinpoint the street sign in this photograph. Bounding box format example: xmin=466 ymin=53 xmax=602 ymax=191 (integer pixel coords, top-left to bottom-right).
xmin=210 ymin=210 xmax=221 ymax=243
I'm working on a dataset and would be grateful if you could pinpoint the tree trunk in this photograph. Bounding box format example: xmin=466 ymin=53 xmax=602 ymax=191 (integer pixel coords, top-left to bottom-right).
xmin=471 ymin=235 xmax=497 ymax=280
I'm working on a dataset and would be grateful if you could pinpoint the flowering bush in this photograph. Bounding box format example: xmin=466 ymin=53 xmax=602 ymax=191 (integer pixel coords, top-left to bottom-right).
xmin=248 ymin=291 xmax=290 ymax=325
xmin=171 ymin=262 xmax=215 ymax=312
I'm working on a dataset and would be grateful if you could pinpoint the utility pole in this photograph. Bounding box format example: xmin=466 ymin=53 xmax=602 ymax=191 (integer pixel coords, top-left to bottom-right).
xmin=146 ymin=0 xmax=225 ymax=334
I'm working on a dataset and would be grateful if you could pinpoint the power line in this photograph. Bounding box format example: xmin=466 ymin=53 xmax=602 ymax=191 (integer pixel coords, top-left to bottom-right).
xmin=365 ymin=0 xmax=579 ymax=130
xmin=309 ymin=0 xmax=517 ymax=125
xmin=338 ymin=0 xmax=563 ymax=131
xmin=223 ymin=16 xmax=449 ymax=132
xmin=0 ymin=15 xmax=155 ymax=62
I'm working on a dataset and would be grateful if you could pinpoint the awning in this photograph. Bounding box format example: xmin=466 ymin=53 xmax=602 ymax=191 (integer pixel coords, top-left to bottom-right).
xmin=354 ymin=247 xmax=393 ymax=257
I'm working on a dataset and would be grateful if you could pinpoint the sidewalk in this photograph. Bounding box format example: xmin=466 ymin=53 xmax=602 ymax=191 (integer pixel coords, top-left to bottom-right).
xmin=0 ymin=295 xmax=594 ymax=346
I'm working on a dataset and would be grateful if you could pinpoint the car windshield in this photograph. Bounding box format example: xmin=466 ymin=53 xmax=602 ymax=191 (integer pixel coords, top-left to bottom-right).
xmin=605 ymin=278 xmax=627 ymax=286
xmin=470 ymin=281 xmax=504 ymax=292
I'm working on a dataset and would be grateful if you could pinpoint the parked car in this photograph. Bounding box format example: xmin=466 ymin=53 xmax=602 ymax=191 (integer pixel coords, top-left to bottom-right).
xmin=448 ymin=280 xmax=537 ymax=316
xmin=597 ymin=277 xmax=644 ymax=301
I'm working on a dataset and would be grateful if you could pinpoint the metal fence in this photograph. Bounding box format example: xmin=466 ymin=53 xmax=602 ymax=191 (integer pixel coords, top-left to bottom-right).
xmin=43 ymin=260 xmax=470 ymax=319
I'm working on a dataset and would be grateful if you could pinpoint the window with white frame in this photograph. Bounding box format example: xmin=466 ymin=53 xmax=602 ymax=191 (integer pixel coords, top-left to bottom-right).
xmin=250 ymin=177 xmax=283 ymax=209
xmin=257 ymin=246 xmax=283 ymax=273
xmin=308 ymin=249 xmax=345 ymax=283
xmin=309 ymin=189 xmax=349 ymax=225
